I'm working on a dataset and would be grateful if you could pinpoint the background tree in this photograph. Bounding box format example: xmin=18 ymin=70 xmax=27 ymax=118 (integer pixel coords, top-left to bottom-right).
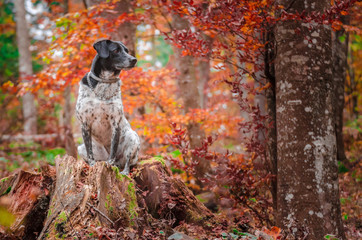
xmin=15 ymin=0 xmax=37 ymax=135
xmin=275 ymin=0 xmax=345 ymax=238
xmin=86 ymin=0 xmax=135 ymax=53
xmin=171 ymin=13 xmax=209 ymax=186
xmin=62 ymin=0 xmax=77 ymax=158
xmin=333 ymin=15 xmax=349 ymax=166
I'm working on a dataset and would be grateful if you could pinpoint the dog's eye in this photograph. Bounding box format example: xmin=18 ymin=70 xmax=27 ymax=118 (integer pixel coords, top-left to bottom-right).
xmin=124 ymin=48 xmax=129 ymax=53
xmin=113 ymin=49 xmax=119 ymax=53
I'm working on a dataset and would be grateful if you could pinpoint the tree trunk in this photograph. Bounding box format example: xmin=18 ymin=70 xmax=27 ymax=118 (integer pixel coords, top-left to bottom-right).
xmin=87 ymin=0 xmax=136 ymax=56
xmin=197 ymin=34 xmax=212 ymax=109
xmin=332 ymin=16 xmax=349 ymax=165
xmin=63 ymin=86 xmax=77 ymax=158
xmin=62 ymin=0 xmax=77 ymax=158
xmin=134 ymin=159 xmax=213 ymax=225
xmin=172 ymin=14 xmax=209 ymax=185
xmin=112 ymin=0 xmax=136 ymax=56
xmin=254 ymin=31 xmax=267 ymax=145
xmin=275 ymin=0 xmax=345 ymax=239
xmin=15 ymin=0 xmax=37 ymax=135
xmin=346 ymin=37 xmax=358 ymax=120
xmin=197 ymin=4 xmax=212 ymax=110
xmin=265 ymin=27 xmax=278 ymax=221
xmin=266 ymin=84 xmax=277 ymax=220
xmin=0 ymin=156 xmax=215 ymax=239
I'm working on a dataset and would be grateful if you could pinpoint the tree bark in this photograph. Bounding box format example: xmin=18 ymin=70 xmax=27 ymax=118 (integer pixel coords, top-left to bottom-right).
xmin=15 ymin=0 xmax=37 ymax=135
xmin=0 ymin=165 xmax=56 ymax=239
xmin=134 ymin=159 xmax=213 ymax=225
xmin=172 ymin=14 xmax=209 ymax=185
xmin=275 ymin=0 xmax=345 ymax=239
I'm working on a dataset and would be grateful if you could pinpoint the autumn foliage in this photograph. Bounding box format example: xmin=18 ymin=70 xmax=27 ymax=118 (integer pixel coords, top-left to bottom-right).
xmin=0 ymin=0 xmax=361 ymax=239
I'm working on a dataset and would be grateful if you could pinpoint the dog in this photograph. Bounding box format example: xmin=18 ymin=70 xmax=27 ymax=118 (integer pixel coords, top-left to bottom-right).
xmin=76 ymin=39 xmax=140 ymax=175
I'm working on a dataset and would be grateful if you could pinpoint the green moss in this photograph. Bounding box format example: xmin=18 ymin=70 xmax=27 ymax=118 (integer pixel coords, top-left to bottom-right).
xmin=105 ymin=194 xmax=113 ymax=213
xmin=47 ymin=209 xmax=52 ymax=217
xmin=55 ymin=232 xmax=66 ymax=240
xmin=187 ymin=209 xmax=203 ymax=222
xmin=112 ymin=166 xmax=119 ymax=174
xmin=196 ymin=194 xmax=207 ymax=203
xmin=112 ymin=166 xmax=132 ymax=181
xmin=3 ymin=186 xmax=11 ymax=195
xmin=54 ymin=211 xmax=67 ymax=240
xmin=0 ymin=177 xmax=8 ymax=182
xmin=127 ymin=181 xmax=138 ymax=220
xmin=111 ymin=166 xmax=138 ymax=221
xmin=171 ymin=167 xmax=184 ymax=174
xmin=139 ymin=156 xmax=165 ymax=167
xmin=57 ymin=211 xmax=67 ymax=223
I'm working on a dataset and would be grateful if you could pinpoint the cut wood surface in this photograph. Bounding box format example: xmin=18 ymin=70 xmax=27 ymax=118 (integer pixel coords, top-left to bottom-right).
xmin=0 ymin=155 xmax=218 ymax=239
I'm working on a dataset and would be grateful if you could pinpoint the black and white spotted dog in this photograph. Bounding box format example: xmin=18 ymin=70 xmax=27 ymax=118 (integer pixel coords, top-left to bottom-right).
xmin=76 ymin=39 xmax=140 ymax=175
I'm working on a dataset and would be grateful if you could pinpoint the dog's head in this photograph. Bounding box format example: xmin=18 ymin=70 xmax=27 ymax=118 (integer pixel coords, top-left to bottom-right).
xmin=93 ymin=39 xmax=137 ymax=71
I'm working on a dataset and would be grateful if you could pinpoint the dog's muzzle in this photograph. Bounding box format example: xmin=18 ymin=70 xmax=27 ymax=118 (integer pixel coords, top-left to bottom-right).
xmin=115 ymin=57 xmax=137 ymax=70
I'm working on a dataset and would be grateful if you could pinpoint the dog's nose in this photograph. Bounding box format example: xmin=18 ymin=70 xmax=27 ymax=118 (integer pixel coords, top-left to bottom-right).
xmin=130 ymin=58 xmax=137 ymax=66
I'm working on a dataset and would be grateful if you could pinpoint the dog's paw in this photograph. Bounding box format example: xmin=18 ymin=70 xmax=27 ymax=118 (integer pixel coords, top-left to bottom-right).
xmin=88 ymin=159 xmax=96 ymax=167
xmin=120 ymin=170 xmax=129 ymax=175
xmin=87 ymin=159 xmax=96 ymax=167
xmin=107 ymin=158 xmax=115 ymax=165
xmin=120 ymin=166 xmax=130 ymax=175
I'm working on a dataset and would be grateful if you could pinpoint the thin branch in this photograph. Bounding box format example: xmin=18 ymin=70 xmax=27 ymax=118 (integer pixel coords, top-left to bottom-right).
xmin=157 ymin=0 xmax=174 ymax=31
xmin=285 ymin=0 xmax=297 ymax=11
xmin=87 ymin=202 xmax=115 ymax=226
xmin=82 ymin=0 xmax=88 ymax=9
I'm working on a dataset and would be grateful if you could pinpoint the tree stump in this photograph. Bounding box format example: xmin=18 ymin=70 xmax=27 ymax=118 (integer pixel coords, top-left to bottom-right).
xmin=134 ymin=158 xmax=213 ymax=226
xmin=0 ymin=155 xmax=215 ymax=239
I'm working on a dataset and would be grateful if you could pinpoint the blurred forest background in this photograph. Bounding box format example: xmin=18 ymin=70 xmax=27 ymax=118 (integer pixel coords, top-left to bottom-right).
xmin=0 ymin=0 xmax=361 ymax=239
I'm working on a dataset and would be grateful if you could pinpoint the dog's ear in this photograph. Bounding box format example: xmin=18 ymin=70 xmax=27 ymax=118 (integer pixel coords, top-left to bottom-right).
xmin=93 ymin=40 xmax=111 ymax=58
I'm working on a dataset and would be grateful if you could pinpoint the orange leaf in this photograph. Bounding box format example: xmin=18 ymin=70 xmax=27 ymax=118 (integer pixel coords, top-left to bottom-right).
xmin=262 ymin=226 xmax=282 ymax=239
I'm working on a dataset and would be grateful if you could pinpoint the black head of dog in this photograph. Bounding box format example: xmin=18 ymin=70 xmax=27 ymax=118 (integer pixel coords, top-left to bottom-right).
xmin=93 ymin=39 xmax=137 ymax=75
xmin=82 ymin=39 xmax=137 ymax=88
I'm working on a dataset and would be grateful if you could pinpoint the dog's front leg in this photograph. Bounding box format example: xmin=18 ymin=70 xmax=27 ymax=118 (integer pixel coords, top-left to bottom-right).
xmin=120 ymin=157 xmax=130 ymax=175
xmin=107 ymin=127 xmax=120 ymax=165
xmin=82 ymin=125 xmax=95 ymax=166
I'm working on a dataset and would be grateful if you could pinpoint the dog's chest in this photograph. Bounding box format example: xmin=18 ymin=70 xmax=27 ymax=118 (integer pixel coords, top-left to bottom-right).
xmin=76 ymin=82 xmax=124 ymax=141
xmin=92 ymin=81 xmax=121 ymax=100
